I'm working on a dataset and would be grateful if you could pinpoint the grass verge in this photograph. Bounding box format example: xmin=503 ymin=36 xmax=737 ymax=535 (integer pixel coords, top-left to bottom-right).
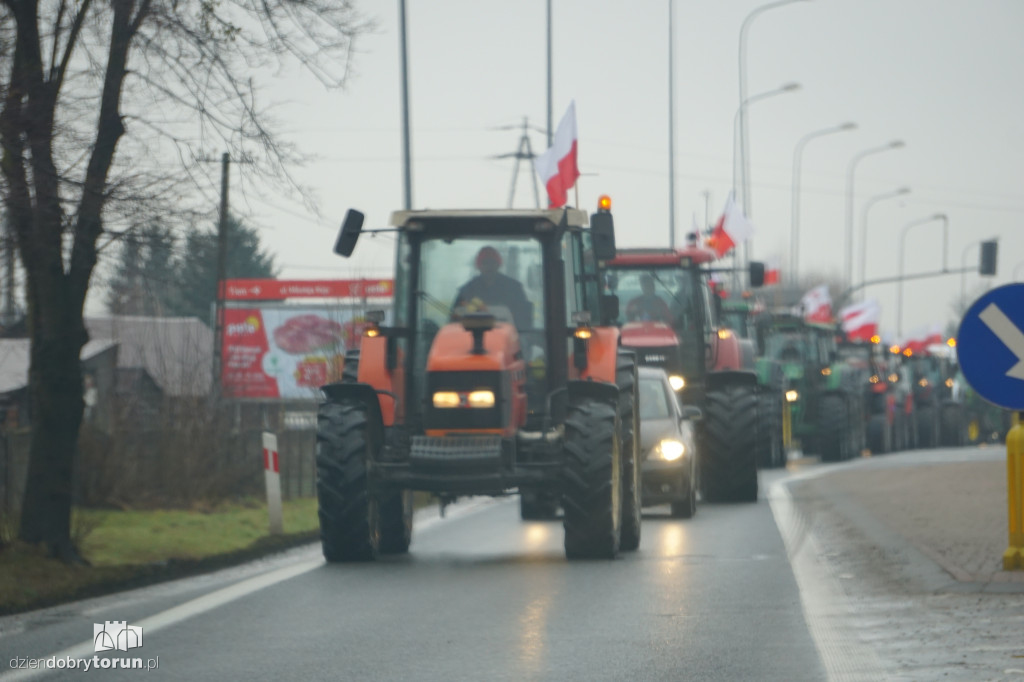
xmin=0 ymin=498 xmax=320 ymax=616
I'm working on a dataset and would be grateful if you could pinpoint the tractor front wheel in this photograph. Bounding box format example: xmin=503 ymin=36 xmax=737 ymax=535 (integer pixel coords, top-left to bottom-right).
xmin=617 ymin=351 xmax=642 ymax=551
xmin=699 ymin=383 xmax=759 ymax=503
xmin=562 ymin=400 xmax=622 ymax=559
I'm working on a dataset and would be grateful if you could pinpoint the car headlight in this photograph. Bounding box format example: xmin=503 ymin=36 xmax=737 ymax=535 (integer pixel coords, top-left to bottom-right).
xmin=654 ymin=439 xmax=685 ymax=462
xmin=467 ymin=390 xmax=495 ymax=408
xmin=668 ymin=375 xmax=686 ymax=391
xmin=433 ymin=391 xmax=461 ymax=409
xmin=785 ymin=389 xmax=799 ymax=403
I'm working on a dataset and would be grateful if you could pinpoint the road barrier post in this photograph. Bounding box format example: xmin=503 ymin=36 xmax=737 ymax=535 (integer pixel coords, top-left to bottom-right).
xmin=782 ymin=402 xmax=793 ymax=453
xmin=1004 ymin=414 xmax=1024 ymax=570
xmin=262 ymin=431 xmax=284 ymax=535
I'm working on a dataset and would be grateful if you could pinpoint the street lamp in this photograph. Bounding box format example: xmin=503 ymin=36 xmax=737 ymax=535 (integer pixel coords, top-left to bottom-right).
xmin=844 ymin=140 xmax=905 ymax=286
xmin=733 ymin=83 xmax=802 ymax=201
xmin=897 ymin=213 xmax=947 ymax=337
xmin=790 ymin=121 xmax=857 ymax=285
xmin=668 ymin=0 xmax=676 ymax=246
xmin=859 ymin=186 xmax=910 ymax=290
xmin=738 ymin=0 xmax=811 ymax=219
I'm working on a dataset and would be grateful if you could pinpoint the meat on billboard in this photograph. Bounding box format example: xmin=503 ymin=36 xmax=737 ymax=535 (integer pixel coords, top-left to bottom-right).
xmin=222 ymin=307 xmax=371 ymax=399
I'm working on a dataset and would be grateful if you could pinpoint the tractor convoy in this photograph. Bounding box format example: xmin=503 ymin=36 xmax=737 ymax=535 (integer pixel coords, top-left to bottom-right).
xmin=313 ymin=198 xmax=988 ymax=563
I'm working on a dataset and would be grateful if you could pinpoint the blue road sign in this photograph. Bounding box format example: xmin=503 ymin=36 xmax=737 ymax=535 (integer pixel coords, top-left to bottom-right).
xmin=957 ymin=283 xmax=1024 ymax=410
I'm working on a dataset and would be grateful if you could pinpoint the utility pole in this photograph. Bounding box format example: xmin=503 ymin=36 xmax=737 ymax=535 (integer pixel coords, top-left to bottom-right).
xmin=493 ymin=117 xmax=543 ymax=208
xmin=212 ymin=152 xmax=230 ymax=398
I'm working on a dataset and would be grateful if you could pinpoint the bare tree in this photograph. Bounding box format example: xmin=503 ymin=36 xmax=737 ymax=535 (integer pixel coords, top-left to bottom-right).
xmin=0 ymin=1 xmax=369 ymax=561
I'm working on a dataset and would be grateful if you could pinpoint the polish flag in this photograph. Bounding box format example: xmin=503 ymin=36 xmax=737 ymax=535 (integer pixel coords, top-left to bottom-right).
xmin=840 ymin=299 xmax=881 ymax=341
xmin=764 ymin=258 xmax=781 ymax=285
xmin=799 ymin=284 xmax=833 ymax=323
xmin=902 ymin=323 xmax=944 ymax=355
xmin=534 ymin=101 xmax=580 ymax=208
xmin=708 ymin=195 xmax=755 ymax=258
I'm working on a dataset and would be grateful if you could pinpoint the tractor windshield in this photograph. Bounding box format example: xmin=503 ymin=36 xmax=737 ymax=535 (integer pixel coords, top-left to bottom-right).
xmin=766 ymin=332 xmax=811 ymax=363
xmin=606 ymin=267 xmax=696 ymax=331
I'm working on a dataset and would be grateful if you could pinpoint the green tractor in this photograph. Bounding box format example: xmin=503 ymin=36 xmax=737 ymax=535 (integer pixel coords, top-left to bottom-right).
xmin=763 ymin=314 xmax=865 ymax=462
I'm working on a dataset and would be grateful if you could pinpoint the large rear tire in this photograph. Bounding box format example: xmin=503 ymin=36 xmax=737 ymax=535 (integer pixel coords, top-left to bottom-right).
xmin=562 ymin=400 xmax=621 ymax=559
xmin=867 ymin=413 xmax=891 ymax=454
xmin=940 ymin=404 xmax=965 ymax=447
xmin=917 ymin=406 xmax=939 ymax=448
xmin=617 ymin=352 xmax=642 ymax=552
xmin=698 ymin=383 xmax=759 ymax=503
xmin=378 ymin=490 xmax=413 ymax=554
xmin=817 ymin=395 xmax=849 ymax=463
xmin=755 ymin=392 xmax=784 ymax=469
xmin=316 ymin=401 xmax=379 ymax=562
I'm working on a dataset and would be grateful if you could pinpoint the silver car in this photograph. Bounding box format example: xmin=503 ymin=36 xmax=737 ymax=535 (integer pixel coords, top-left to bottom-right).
xmin=638 ymin=366 xmax=701 ymax=518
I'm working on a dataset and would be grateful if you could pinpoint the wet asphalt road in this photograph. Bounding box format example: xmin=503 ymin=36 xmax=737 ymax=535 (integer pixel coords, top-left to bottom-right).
xmin=2 ymin=474 xmax=829 ymax=682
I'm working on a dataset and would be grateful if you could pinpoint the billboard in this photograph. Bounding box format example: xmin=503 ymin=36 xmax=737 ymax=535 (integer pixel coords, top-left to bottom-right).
xmin=221 ymin=306 xmax=376 ymax=399
xmin=223 ymin=278 xmax=392 ymax=301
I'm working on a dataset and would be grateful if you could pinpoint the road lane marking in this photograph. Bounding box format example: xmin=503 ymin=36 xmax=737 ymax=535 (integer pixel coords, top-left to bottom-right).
xmin=979 ymin=302 xmax=1024 ymax=380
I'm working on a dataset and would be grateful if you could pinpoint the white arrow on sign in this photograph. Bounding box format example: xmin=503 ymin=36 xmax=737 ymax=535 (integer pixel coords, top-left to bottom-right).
xmin=979 ymin=302 xmax=1024 ymax=380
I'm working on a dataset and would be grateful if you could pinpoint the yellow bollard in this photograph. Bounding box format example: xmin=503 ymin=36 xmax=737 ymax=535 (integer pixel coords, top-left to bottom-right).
xmin=782 ymin=400 xmax=793 ymax=454
xmin=1003 ymin=415 xmax=1024 ymax=570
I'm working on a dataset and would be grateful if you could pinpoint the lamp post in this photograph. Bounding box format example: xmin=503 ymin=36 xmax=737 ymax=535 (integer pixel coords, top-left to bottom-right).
xmin=668 ymin=0 xmax=676 ymax=246
xmin=790 ymin=121 xmax=857 ymax=286
xmin=844 ymin=140 xmax=905 ymax=286
xmin=738 ymin=0 xmax=811 ymax=219
xmin=859 ymin=186 xmax=910 ymax=290
xmin=398 ymin=0 xmax=412 ymax=210
xmin=897 ymin=213 xmax=947 ymax=337
xmin=733 ymin=83 xmax=801 ymax=202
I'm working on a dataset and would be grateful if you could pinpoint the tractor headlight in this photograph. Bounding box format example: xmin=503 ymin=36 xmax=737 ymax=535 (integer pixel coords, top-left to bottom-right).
xmin=668 ymin=375 xmax=686 ymax=391
xmin=785 ymin=389 xmax=799 ymax=403
xmin=433 ymin=392 xmax=461 ymax=409
xmin=467 ymin=390 xmax=495 ymax=408
xmin=654 ymin=439 xmax=685 ymax=462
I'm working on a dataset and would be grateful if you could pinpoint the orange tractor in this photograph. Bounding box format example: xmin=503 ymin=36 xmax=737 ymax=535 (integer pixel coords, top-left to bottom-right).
xmin=318 ymin=204 xmax=640 ymax=560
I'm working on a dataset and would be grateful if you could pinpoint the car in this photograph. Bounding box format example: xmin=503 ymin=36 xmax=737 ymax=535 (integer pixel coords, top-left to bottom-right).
xmin=637 ymin=366 xmax=701 ymax=518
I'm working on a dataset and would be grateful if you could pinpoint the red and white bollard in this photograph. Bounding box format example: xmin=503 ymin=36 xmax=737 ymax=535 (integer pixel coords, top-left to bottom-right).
xmin=262 ymin=432 xmax=283 ymax=535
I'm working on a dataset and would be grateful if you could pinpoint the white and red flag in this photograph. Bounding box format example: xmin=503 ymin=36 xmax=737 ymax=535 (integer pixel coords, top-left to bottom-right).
xmin=799 ymin=284 xmax=833 ymax=323
xmin=708 ymin=195 xmax=755 ymax=258
xmin=763 ymin=257 xmax=781 ymax=285
xmin=534 ymin=101 xmax=580 ymax=208
xmin=902 ymin=323 xmax=944 ymax=355
xmin=840 ymin=299 xmax=881 ymax=341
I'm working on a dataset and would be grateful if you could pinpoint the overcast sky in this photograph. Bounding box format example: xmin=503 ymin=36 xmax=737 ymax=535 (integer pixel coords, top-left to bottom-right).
xmin=208 ymin=0 xmax=1023 ymax=339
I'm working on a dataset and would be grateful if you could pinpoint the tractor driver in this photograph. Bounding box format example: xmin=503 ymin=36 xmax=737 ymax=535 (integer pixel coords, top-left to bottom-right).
xmin=453 ymin=246 xmax=532 ymax=329
xmin=625 ymin=274 xmax=673 ymax=323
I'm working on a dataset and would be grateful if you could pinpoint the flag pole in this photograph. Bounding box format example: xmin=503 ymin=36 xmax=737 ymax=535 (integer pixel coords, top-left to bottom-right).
xmin=574 ymin=183 xmax=579 ymax=209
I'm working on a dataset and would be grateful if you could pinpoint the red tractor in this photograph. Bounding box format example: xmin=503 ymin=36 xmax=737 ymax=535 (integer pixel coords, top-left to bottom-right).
xmin=318 ymin=204 xmax=641 ymax=561
xmin=603 ymin=244 xmax=773 ymax=502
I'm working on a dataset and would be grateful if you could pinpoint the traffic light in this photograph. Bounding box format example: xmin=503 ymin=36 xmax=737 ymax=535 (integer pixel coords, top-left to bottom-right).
xmin=979 ymin=239 xmax=998 ymax=276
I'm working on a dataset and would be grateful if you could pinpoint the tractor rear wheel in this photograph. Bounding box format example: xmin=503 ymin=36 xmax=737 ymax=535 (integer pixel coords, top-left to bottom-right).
xmin=817 ymin=395 xmax=849 ymax=463
xmin=940 ymin=404 xmax=965 ymax=447
xmin=698 ymin=383 xmax=759 ymax=503
xmin=316 ymin=400 xmax=379 ymax=562
xmin=378 ymin=490 xmax=414 ymax=554
xmin=617 ymin=351 xmax=642 ymax=552
xmin=562 ymin=400 xmax=621 ymax=559
xmin=867 ymin=413 xmax=891 ymax=454
xmin=755 ymin=393 xmax=784 ymax=469
xmin=917 ymin=406 xmax=939 ymax=448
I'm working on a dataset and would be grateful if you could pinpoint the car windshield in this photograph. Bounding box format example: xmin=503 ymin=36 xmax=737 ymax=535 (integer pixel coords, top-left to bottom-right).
xmin=638 ymin=375 xmax=672 ymax=420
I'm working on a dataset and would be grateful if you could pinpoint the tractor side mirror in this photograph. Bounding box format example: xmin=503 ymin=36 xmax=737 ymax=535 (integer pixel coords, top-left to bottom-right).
xmin=590 ymin=212 xmax=616 ymax=261
xmin=748 ymin=261 xmax=765 ymax=288
xmin=334 ymin=209 xmax=365 ymax=257
xmin=600 ymin=294 xmax=620 ymax=324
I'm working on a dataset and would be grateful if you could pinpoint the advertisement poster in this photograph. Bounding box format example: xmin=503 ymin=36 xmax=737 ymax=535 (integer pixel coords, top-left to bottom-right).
xmin=221 ymin=306 xmax=374 ymax=399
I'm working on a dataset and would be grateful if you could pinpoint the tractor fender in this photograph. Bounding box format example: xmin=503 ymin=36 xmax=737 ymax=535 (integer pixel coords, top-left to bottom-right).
xmin=706 ymin=369 xmax=759 ymax=392
xmin=710 ymin=331 xmax=746 ymax=371
xmin=573 ymin=326 xmax=621 ymax=385
xmin=356 ymin=334 xmax=401 ymax=425
xmin=320 ymin=381 xmax=386 ymax=445
xmin=567 ymin=378 xmax=619 ymax=410
xmin=737 ymin=338 xmax=757 ymax=371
